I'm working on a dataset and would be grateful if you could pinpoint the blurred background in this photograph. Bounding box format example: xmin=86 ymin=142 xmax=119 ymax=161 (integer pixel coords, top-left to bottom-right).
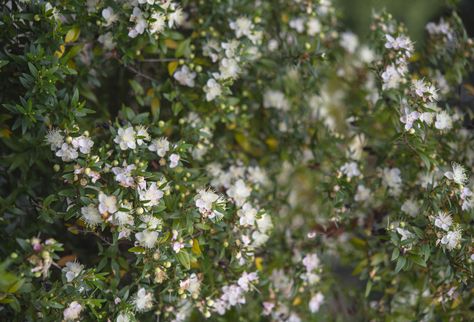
xmin=336 ymin=0 xmax=474 ymax=45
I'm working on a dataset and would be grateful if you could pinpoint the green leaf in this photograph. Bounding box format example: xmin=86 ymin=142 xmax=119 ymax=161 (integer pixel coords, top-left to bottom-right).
xmin=391 ymin=248 xmax=400 ymax=261
xmin=365 ymin=280 xmax=373 ymax=297
xmin=395 ymin=256 xmax=406 ymax=273
xmin=128 ymin=247 xmax=145 ymax=254
xmin=175 ymin=39 xmax=191 ymax=58
xmin=177 ymin=251 xmax=191 ymax=270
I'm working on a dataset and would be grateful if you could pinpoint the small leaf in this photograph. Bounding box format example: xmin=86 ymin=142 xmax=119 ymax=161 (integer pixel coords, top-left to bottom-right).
xmin=168 ymin=61 xmax=178 ymax=76
xmin=128 ymin=247 xmax=145 ymax=253
xmin=65 ymin=27 xmax=80 ymax=43
xmin=391 ymin=248 xmax=400 ymax=261
xmin=192 ymin=239 xmax=202 ymax=256
xmin=395 ymin=256 xmax=406 ymax=273
xmin=177 ymin=251 xmax=191 ymax=270
xmin=365 ymin=280 xmax=373 ymax=297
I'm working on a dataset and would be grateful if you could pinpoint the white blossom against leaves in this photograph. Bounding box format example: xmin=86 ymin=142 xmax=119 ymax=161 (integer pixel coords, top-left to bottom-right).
xmin=112 ymin=164 xmax=136 ymax=188
xmin=169 ymin=153 xmax=180 ymax=168
xmin=440 ymin=229 xmax=462 ymax=250
xmin=263 ymin=90 xmax=290 ymax=111
xmin=139 ymin=182 xmax=164 ymax=207
xmin=309 ymin=292 xmax=324 ymax=313
xmin=80 ymin=205 xmax=102 ymax=226
xmin=63 ymin=301 xmax=82 ymax=321
xmin=98 ymin=192 xmax=118 ymax=214
xmin=340 ymin=162 xmax=361 ymax=178
xmin=45 ymin=129 xmax=64 ymax=150
xmin=133 ymin=288 xmax=153 ymax=312
xmin=400 ymin=108 xmax=419 ymax=131
xmin=381 ymin=167 xmax=402 ymax=196
xmin=434 ymin=111 xmax=453 ymax=130
xmin=56 ymin=143 xmax=78 ymax=162
xmin=434 ymin=212 xmax=452 ymax=231
xmin=227 ymin=179 xmax=251 ymax=207
xmin=444 ymin=163 xmax=468 ymax=185
xmin=340 ymin=31 xmax=359 ymax=53
xmin=114 ymin=126 xmax=137 ymax=150
xmin=63 ymin=261 xmax=83 ymax=282
xmin=401 ymin=199 xmax=419 ymax=217
xmin=148 ymin=137 xmax=170 ymax=157
xmin=229 ymin=17 xmax=253 ymax=38
xmin=135 ymin=230 xmax=159 ymax=248
xmin=174 ymin=66 xmax=196 ymax=87
xmin=204 ymin=78 xmax=222 ymax=101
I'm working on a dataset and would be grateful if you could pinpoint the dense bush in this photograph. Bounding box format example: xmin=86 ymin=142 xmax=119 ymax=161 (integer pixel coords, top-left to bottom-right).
xmin=0 ymin=0 xmax=473 ymax=321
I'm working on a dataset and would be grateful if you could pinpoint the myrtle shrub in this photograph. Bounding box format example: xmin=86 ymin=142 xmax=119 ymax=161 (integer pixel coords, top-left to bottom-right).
xmin=0 ymin=0 xmax=473 ymax=321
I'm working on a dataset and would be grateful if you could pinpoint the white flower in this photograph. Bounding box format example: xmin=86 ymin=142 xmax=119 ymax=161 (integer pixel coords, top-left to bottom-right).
xmin=148 ymin=137 xmax=170 ymax=157
xmin=45 ymin=129 xmax=64 ymax=150
xmin=400 ymin=108 xmax=419 ymax=131
xmin=112 ymin=164 xmax=136 ymax=187
xmin=139 ymin=182 xmax=164 ymax=207
xmin=168 ymin=6 xmax=184 ymax=28
xmin=434 ymin=111 xmax=452 ymax=130
xmin=218 ymin=58 xmax=240 ymax=80
xmin=237 ymin=271 xmax=258 ymax=291
xmin=309 ymin=292 xmax=324 ymax=313
xmin=172 ymin=241 xmax=184 ymax=253
xmin=129 ymin=7 xmax=147 ymax=38
xmin=302 ymin=253 xmax=320 ymax=272
xmin=116 ymin=312 xmax=133 ymax=322
xmin=112 ymin=207 xmax=133 ymax=227
xmin=263 ymin=89 xmax=290 ymax=111
xmin=149 ymin=12 xmax=166 ymax=34
xmin=98 ymin=31 xmax=116 ymax=50
xmin=340 ymin=162 xmax=361 ymax=178
xmin=340 ymin=32 xmax=359 ymax=53
xmin=135 ymin=126 xmax=150 ymax=145
xmin=307 ymin=18 xmax=321 ymax=36
xmin=180 ymin=273 xmax=201 ymax=296
xmin=440 ymin=229 xmax=461 ymax=250
xmin=256 ymin=213 xmax=272 ymax=233
xmin=114 ymin=127 xmax=137 ymax=150
xmin=434 ymin=212 xmax=452 ymax=231
xmin=381 ymin=65 xmax=403 ymax=90
xmin=396 ymin=227 xmax=414 ymax=241
xmin=221 ymin=284 xmax=246 ymax=307
xmin=135 ymin=230 xmax=158 ymax=248
xmin=98 ymin=192 xmax=118 ymax=214
xmin=252 ymin=230 xmax=269 ymax=247
xmin=381 ymin=167 xmax=402 ymax=196
xmin=102 ymin=7 xmax=118 ymax=26
xmin=134 ymin=288 xmax=153 ymax=312
xmin=384 ymin=34 xmax=413 ymax=52
xmin=80 ymin=205 xmax=102 ymax=226
xmin=227 ymin=179 xmax=251 ymax=206
xmin=401 ymin=199 xmax=419 ymax=217
xmin=195 ymin=189 xmax=220 ymax=216
xmin=289 ymin=17 xmax=305 ymax=33
xmin=460 ymin=187 xmax=473 ymax=211
xmin=444 ymin=163 xmax=468 ymax=185
xmin=354 ymin=185 xmax=371 ymax=202
xmin=169 ymin=153 xmax=180 ymax=168
xmin=238 ymin=203 xmax=257 ymax=226
xmin=63 ymin=261 xmax=83 ymax=282
xmin=229 ymin=17 xmax=253 ymax=38
xmin=419 ymin=112 xmax=435 ymax=125
xmin=174 ymin=66 xmax=196 ymax=87
xmin=358 ymin=46 xmax=375 ymax=63
xmin=203 ymin=78 xmax=222 ymax=101
xmin=56 ymin=143 xmax=78 ymax=162
xmin=63 ymin=301 xmax=82 ymax=321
